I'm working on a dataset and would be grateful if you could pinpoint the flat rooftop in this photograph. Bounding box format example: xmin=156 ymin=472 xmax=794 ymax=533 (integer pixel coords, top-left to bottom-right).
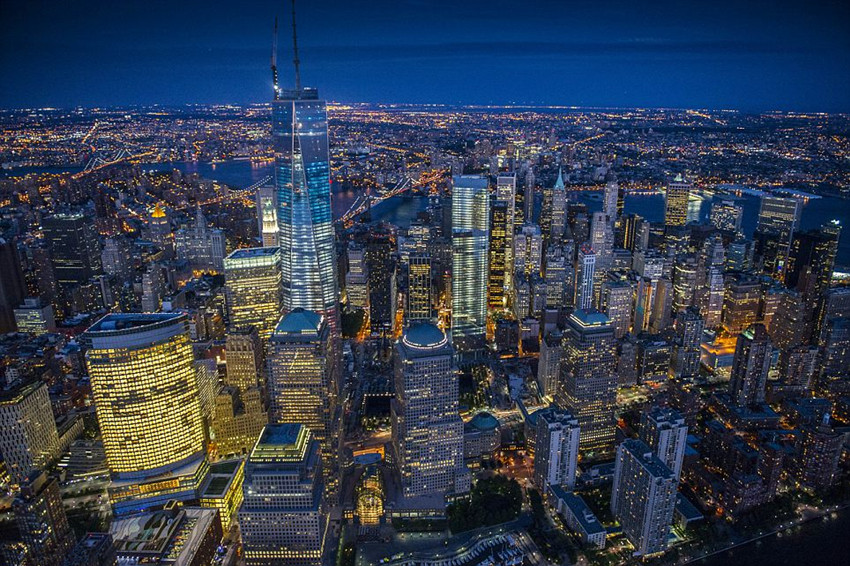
xmin=85 ymin=312 xmax=184 ymax=334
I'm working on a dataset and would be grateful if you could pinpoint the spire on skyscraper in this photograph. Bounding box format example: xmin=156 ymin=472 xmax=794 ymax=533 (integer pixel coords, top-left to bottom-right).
xmin=555 ymin=167 xmax=565 ymax=190
xmin=291 ymin=0 xmax=302 ymax=91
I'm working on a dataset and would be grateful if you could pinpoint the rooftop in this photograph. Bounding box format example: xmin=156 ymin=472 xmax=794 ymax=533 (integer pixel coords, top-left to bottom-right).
xmin=274 ymin=308 xmax=324 ymax=336
xmin=402 ymin=322 xmax=447 ymax=349
xmin=468 ymin=411 xmax=500 ymax=432
xmin=249 ymin=424 xmax=312 ymax=464
xmin=225 ymin=246 xmax=280 ymax=260
xmin=84 ymin=312 xmax=185 ymax=334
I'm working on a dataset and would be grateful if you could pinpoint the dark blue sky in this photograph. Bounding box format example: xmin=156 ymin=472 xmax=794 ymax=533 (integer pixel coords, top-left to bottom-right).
xmin=1 ymin=0 xmax=849 ymax=111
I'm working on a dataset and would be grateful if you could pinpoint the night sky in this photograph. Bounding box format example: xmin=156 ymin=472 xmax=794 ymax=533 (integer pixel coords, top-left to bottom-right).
xmin=1 ymin=0 xmax=849 ymax=111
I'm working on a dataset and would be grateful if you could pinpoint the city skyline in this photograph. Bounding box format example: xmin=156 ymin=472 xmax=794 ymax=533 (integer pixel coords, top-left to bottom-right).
xmin=1 ymin=0 xmax=849 ymax=111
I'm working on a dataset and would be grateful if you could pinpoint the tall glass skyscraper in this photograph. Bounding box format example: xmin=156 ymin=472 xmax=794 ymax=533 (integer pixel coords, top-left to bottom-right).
xmin=451 ymin=175 xmax=489 ymax=356
xmin=273 ymin=88 xmax=339 ymax=334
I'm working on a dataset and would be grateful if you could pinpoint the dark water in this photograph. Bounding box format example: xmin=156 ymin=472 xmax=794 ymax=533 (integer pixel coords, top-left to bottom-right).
xmin=694 ymin=511 xmax=850 ymax=566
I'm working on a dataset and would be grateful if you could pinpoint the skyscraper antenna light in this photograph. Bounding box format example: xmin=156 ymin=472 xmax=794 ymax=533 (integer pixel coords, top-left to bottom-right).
xmin=291 ymin=0 xmax=302 ymax=91
xmin=271 ymin=16 xmax=280 ymax=100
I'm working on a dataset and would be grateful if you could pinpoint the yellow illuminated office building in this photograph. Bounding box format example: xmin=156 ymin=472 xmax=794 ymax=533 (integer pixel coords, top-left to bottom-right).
xmin=224 ymin=247 xmax=283 ymax=340
xmin=82 ymin=313 xmax=208 ymax=514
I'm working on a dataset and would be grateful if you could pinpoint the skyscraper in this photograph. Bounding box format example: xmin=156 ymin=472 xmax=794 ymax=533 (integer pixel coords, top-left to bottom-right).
xmin=239 ymin=424 xmax=325 ymax=566
xmin=345 ymin=241 xmax=369 ymax=312
xmin=274 ymin=82 xmax=339 ymax=334
xmin=728 ymin=323 xmax=772 ymax=408
xmin=710 ymin=197 xmax=743 ymax=233
xmin=225 ymin=326 xmax=264 ymax=391
xmin=255 ymin=183 xmax=279 ymax=247
xmin=639 ymin=407 xmax=688 ymax=479
xmin=365 ymin=225 xmax=396 ymax=335
xmin=0 ymin=237 xmax=26 ymax=333
xmin=611 ymin=439 xmax=677 ymax=557
xmin=13 ymin=472 xmax=76 ymax=566
xmin=495 ymin=172 xmax=517 ymax=295
xmin=392 ymin=323 xmax=468 ymax=500
xmin=42 ymin=212 xmax=102 ymax=290
xmin=406 ymin=252 xmax=432 ymax=323
xmin=664 ymin=174 xmax=691 ymax=227
xmin=575 ymin=245 xmax=596 ymax=311
xmin=515 ymin=223 xmax=544 ymax=276
xmin=0 ymin=381 xmax=61 ymax=484
xmin=533 ymin=406 xmax=580 ymax=492
xmin=671 ymin=307 xmax=704 ymax=380
xmin=267 ymin=309 xmax=335 ymax=458
xmin=603 ymin=172 xmax=619 ymax=224
xmin=487 ymin=200 xmax=509 ymax=311
xmin=451 ymin=175 xmax=490 ymax=356
xmin=550 ymin=168 xmax=567 ymax=239
xmin=224 ymin=247 xmax=283 ymax=340
xmin=174 ymin=205 xmax=226 ymax=272
xmin=557 ymin=309 xmax=618 ymax=453
xmin=82 ymin=313 xmax=208 ymax=514
xmin=754 ymin=195 xmax=802 ymax=276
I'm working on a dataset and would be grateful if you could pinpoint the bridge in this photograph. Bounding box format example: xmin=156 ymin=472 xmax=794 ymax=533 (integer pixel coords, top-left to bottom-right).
xmin=335 ymin=168 xmax=446 ymax=225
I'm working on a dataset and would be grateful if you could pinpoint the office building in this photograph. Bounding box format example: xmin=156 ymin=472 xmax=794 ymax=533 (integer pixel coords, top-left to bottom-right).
xmin=256 ymin=183 xmax=279 ymax=247
xmin=550 ymin=168 xmax=567 ymax=239
xmin=533 ymin=407 xmax=580 ymax=492
xmin=274 ymin=85 xmax=340 ymax=335
xmin=495 ymin=173 xmax=517 ymax=295
xmin=366 ymin=226 xmax=396 ymax=335
xmin=175 ymin=205 xmax=226 ymax=272
xmin=212 ymin=386 xmax=268 ymax=459
xmin=41 ymin=212 xmax=102 ymax=290
xmin=671 ymin=307 xmax=704 ymax=380
xmin=392 ymin=323 xmax=468 ymax=499
xmin=515 ymin=223 xmax=543 ymax=276
xmin=488 ymin=200 xmax=509 ymax=311
xmin=406 ymin=252 xmax=432 ymax=323
xmin=575 ymin=245 xmax=596 ymax=311
xmin=13 ymin=472 xmax=75 ymax=566
xmin=65 ymin=533 xmax=117 ymax=566
xmin=224 ymin=247 xmax=283 ymax=339
xmin=640 ymin=407 xmax=688 ymax=479
xmin=0 ymin=237 xmax=26 ymax=333
xmin=556 ymin=309 xmax=618 ymax=453
xmin=710 ymin=198 xmax=743 ymax=233
xmin=600 ymin=279 xmax=633 ymax=339
xmin=111 ymin=502 xmax=222 ymax=566
xmin=0 ymin=381 xmax=61 ymax=484
xmin=451 ymin=175 xmax=490 ymax=355
xmin=538 ymin=331 xmax=562 ymax=398
xmin=754 ymin=195 xmax=802 ymax=275
xmin=664 ymin=174 xmax=691 ymax=227
xmin=225 ymin=326 xmax=264 ymax=391
xmin=239 ymin=424 xmax=325 ymax=566
xmin=729 ymin=324 xmax=772 ymax=408
xmin=611 ymin=439 xmax=677 ymax=557
xmin=345 ymin=241 xmax=369 ymax=312
xmin=13 ymin=297 xmax=55 ymax=334
xmin=82 ymin=313 xmax=208 ymax=514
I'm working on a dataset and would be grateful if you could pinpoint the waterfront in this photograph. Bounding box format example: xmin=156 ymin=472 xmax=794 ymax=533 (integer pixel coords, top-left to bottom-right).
xmin=694 ymin=510 xmax=850 ymax=566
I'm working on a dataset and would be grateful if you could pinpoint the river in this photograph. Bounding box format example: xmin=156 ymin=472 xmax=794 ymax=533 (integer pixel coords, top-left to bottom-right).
xmin=693 ymin=510 xmax=850 ymax=566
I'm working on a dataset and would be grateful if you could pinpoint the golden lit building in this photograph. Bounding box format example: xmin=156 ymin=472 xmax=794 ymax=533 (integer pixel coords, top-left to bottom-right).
xmin=211 ymin=386 xmax=268 ymax=459
xmin=355 ymin=465 xmax=384 ymax=526
xmin=200 ymin=458 xmax=245 ymax=531
xmin=225 ymin=326 xmax=264 ymax=391
xmin=82 ymin=313 xmax=208 ymax=515
xmin=664 ymin=174 xmax=691 ymax=227
xmin=224 ymin=247 xmax=283 ymax=340
xmin=0 ymin=381 xmax=61 ymax=484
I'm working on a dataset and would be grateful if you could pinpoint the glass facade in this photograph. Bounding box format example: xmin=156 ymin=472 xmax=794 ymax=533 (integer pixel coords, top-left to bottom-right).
xmin=224 ymin=247 xmax=283 ymax=340
xmin=273 ymin=90 xmax=339 ymax=334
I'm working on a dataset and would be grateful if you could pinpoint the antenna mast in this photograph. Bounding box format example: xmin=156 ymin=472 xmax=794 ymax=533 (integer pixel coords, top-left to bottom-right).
xmin=271 ymin=16 xmax=280 ymax=100
xmin=291 ymin=0 xmax=302 ymax=91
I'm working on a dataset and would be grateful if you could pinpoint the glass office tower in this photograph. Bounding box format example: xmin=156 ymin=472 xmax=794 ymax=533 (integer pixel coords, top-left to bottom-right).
xmin=273 ymin=88 xmax=339 ymax=335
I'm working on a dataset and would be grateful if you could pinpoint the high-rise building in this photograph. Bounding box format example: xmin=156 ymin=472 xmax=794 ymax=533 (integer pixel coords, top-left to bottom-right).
xmin=212 ymin=386 xmax=268 ymax=459
xmin=754 ymin=195 xmax=802 ymax=276
xmin=671 ymin=307 xmax=704 ymax=380
xmin=611 ymin=439 xmax=677 ymax=557
xmin=13 ymin=472 xmax=75 ymax=566
xmin=538 ymin=331 xmax=562 ymax=398
xmin=722 ymin=274 xmax=761 ymax=334
xmin=710 ymin=197 xmax=743 ymax=233
xmin=224 ymin=247 xmax=283 ymax=339
xmin=728 ymin=323 xmax=772 ymax=408
xmin=664 ymin=174 xmax=691 ymax=227
xmin=556 ymin=309 xmax=618 ymax=453
xmin=550 ymin=168 xmax=567 ymax=239
xmin=0 ymin=381 xmax=61 ymax=484
xmin=365 ymin=225 xmax=396 ymax=335
xmin=514 ymin=223 xmax=543 ymax=277
xmin=13 ymin=297 xmax=55 ymax=335
xmin=42 ymin=212 xmax=102 ymax=290
xmin=451 ymin=175 xmax=490 ymax=356
xmin=487 ymin=200 xmax=509 ymax=311
xmin=82 ymin=313 xmax=208 ymax=514
xmin=495 ymin=173 xmax=517 ymax=294
xmin=406 ymin=252 xmax=432 ymax=323
xmin=345 ymin=241 xmax=369 ymax=312
xmin=239 ymin=424 xmax=325 ymax=566
xmin=0 ymin=237 xmax=26 ymax=333
xmin=575 ymin=245 xmax=596 ymax=311
xmin=256 ymin=183 xmax=279 ymax=247
xmin=392 ymin=323 xmax=468 ymax=500
xmin=267 ymin=309 xmax=335 ymax=474
xmin=600 ymin=279 xmax=633 ymax=339
xmin=225 ymin=326 xmax=264 ymax=391
xmin=603 ymin=172 xmax=619 ymax=224
xmin=544 ymin=243 xmax=569 ymax=310
xmin=148 ymin=203 xmax=173 ymax=256
xmin=640 ymin=407 xmax=687 ymax=479
xmin=533 ymin=407 xmax=580 ymax=492
xmin=65 ymin=533 xmax=117 ymax=566
xmin=618 ymin=214 xmax=644 ymax=252
xmin=796 ymin=417 xmax=842 ymax=490
xmin=175 ymin=205 xmax=227 ymax=272
xmin=274 ymin=85 xmax=339 ymax=335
